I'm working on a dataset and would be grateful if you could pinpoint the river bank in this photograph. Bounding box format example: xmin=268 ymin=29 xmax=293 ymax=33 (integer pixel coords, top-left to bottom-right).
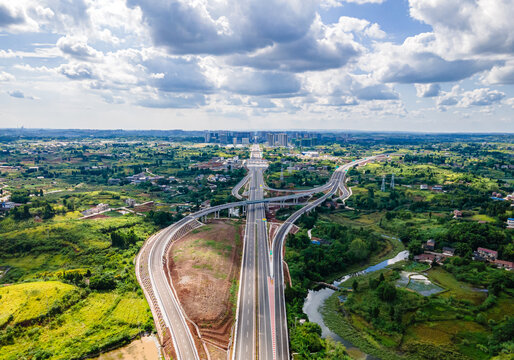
xmin=303 ymin=236 xmax=408 ymax=359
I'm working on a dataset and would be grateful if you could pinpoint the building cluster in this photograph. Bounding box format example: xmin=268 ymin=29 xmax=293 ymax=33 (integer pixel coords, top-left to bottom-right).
xmin=207 ymin=174 xmax=231 ymax=183
xmin=204 ymin=131 xmax=252 ymax=145
xmin=0 ymin=201 xmax=17 ymax=212
xmin=414 ymin=239 xmax=513 ymax=271
xmin=491 ymin=191 xmax=514 ymax=202
xmin=266 ymin=133 xmax=288 ymax=147
xmin=473 ymin=247 xmax=514 ymax=270
xmin=417 ymin=184 xmax=443 ymax=191
xmin=415 ymin=242 xmax=456 ymax=265
xmin=202 ymin=131 xmax=320 ymax=147
xmin=193 ymin=156 xmax=243 ymax=171
xmin=125 ymin=172 xmax=165 ymax=185
xmin=81 ymin=203 xmax=109 ymax=217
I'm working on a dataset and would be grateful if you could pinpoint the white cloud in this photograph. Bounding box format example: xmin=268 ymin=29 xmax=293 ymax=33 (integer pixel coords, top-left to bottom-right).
xmin=57 ymin=35 xmax=101 ymax=60
xmin=127 ymin=0 xmax=318 ymax=55
xmin=363 ymin=35 xmax=496 ymax=84
xmin=409 ymin=0 xmax=514 ymax=57
xmin=459 ymin=88 xmax=505 ymax=107
xmin=0 ymin=0 xmax=512 ymax=130
xmin=415 ymin=83 xmax=440 ymax=97
xmin=7 ymin=89 xmax=37 ymax=99
xmin=222 ymin=69 xmax=301 ymax=96
xmin=482 ymin=61 xmax=514 ymax=84
xmin=0 ymin=71 xmax=15 ymax=81
xmin=341 ymin=0 xmax=385 ymax=4
xmin=505 ymin=97 xmax=514 ymax=108
xmin=436 ymin=86 xmax=506 ymax=110
xmin=228 ymin=15 xmax=369 ymax=72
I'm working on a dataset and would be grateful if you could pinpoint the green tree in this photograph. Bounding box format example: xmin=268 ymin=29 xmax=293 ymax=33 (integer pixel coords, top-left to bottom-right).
xmin=377 ymin=282 xmax=397 ymax=302
xmin=352 ymin=280 xmax=358 ymax=292
xmin=348 ymin=238 xmax=368 ymax=261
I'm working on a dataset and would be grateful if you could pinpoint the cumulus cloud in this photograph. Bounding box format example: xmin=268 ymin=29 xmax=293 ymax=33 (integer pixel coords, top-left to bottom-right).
xmin=0 ymin=0 xmax=511 ymax=124
xmin=355 ymin=84 xmax=398 ymax=100
xmin=0 ymin=3 xmax=25 ymax=27
xmin=144 ymin=56 xmax=213 ymax=93
xmin=409 ymin=0 xmax=514 ymax=57
xmin=436 ymin=86 xmax=460 ymax=109
xmin=8 ymin=89 xmax=36 ymax=99
xmin=342 ymin=0 xmax=385 ymax=3
xmin=0 ymin=71 xmax=15 ymax=81
xmin=304 ymin=71 xmax=399 ymax=104
xmin=229 ymin=15 xmax=368 ymax=72
xmin=459 ymin=88 xmax=505 ymax=107
xmin=57 ymin=35 xmax=101 ymax=60
xmin=436 ymin=86 xmax=506 ymax=110
xmin=223 ymin=70 xmax=301 ymax=96
xmin=366 ymin=36 xmax=497 ymax=84
xmin=127 ymin=0 xmax=318 ymax=55
xmin=137 ymin=93 xmax=206 ymax=108
xmin=59 ymin=62 xmax=95 ymax=79
xmin=415 ymin=83 xmax=440 ymax=97
xmin=482 ymin=61 xmax=514 ymax=84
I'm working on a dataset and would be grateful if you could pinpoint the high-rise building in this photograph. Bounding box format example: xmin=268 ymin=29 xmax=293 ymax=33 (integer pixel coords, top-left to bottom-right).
xmin=219 ymin=131 xmax=229 ymax=144
xmin=267 ymin=133 xmax=275 ymax=146
xmin=277 ymin=133 xmax=288 ymax=147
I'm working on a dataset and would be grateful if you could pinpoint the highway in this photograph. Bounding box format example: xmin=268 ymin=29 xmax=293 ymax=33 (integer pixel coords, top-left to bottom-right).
xmin=232 ymin=163 xmax=257 ymax=360
xmin=137 ymin=147 xmax=374 ymax=360
xmin=136 ymin=220 xmax=200 ymax=360
xmin=233 ymin=145 xmax=274 ymax=360
xmin=231 ymin=173 xmax=250 ymax=200
xmin=270 ymin=157 xmax=373 ymax=359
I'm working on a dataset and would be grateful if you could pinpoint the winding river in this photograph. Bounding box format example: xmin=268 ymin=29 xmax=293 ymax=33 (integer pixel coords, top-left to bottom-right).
xmin=303 ymin=247 xmax=409 ymax=359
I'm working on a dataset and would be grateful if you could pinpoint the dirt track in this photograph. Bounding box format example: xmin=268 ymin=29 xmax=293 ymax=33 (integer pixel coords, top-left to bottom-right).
xmin=168 ymin=220 xmax=243 ymax=359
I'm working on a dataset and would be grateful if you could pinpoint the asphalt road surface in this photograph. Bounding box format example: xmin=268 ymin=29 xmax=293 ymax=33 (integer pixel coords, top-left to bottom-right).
xmin=139 ymin=148 xmax=375 ymax=360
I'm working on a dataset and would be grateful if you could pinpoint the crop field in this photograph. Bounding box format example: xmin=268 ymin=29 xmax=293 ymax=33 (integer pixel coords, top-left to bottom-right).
xmin=0 ymin=292 xmax=152 ymax=360
xmin=0 ymin=281 xmax=76 ymax=327
xmin=109 ymin=298 xmax=151 ymax=325
xmin=427 ymin=267 xmax=488 ymax=305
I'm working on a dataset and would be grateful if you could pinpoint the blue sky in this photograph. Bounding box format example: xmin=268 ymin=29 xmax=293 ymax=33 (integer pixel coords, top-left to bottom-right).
xmin=0 ymin=0 xmax=513 ymax=132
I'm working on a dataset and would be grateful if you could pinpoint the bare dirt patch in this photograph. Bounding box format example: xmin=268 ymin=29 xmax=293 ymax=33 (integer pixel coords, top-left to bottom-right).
xmin=93 ymin=336 xmax=160 ymax=360
xmin=168 ymin=220 xmax=243 ymax=359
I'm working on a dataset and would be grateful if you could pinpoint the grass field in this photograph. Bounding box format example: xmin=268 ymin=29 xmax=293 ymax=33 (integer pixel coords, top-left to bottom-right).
xmin=0 ymin=291 xmax=152 ymax=360
xmin=322 ymin=264 xmax=509 ymax=360
xmin=0 ymin=281 xmax=76 ymax=327
xmin=0 ymin=211 xmax=157 ymax=360
xmin=427 ymin=267 xmax=488 ymax=305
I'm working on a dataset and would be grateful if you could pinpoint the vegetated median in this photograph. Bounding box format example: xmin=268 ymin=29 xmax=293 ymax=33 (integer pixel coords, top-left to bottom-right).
xmin=167 ymin=219 xmax=243 ymax=360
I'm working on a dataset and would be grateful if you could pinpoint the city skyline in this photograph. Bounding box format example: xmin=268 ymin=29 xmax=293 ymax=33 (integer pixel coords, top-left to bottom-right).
xmin=1 ymin=0 xmax=513 ymax=132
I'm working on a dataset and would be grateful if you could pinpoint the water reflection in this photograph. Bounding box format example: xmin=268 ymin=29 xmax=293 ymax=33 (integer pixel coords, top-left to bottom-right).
xmin=303 ymin=250 xmax=409 ymax=359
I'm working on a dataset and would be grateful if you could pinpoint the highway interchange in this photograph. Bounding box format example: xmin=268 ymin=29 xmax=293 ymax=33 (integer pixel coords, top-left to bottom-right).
xmin=136 ymin=145 xmax=376 ymax=360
